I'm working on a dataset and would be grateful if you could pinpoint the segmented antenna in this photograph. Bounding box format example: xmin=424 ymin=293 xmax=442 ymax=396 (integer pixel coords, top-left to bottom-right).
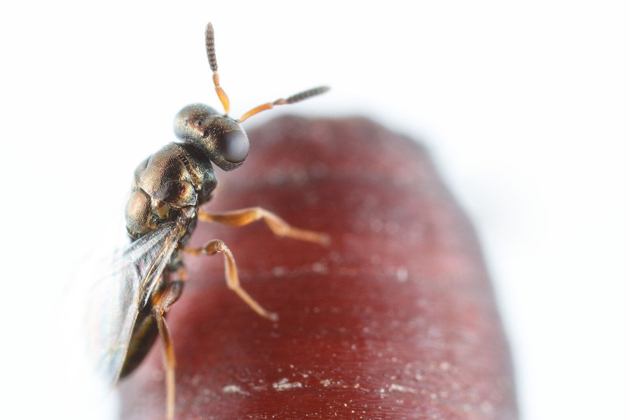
xmin=237 ymin=86 xmax=330 ymax=123
xmin=205 ymin=22 xmax=230 ymax=114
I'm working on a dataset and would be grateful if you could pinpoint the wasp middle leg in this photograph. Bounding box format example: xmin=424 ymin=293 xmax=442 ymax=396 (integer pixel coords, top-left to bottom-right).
xmin=198 ymin=207 xmax=330 ymax=246
xmin=184 ymin=239 xmax=278 ymax=321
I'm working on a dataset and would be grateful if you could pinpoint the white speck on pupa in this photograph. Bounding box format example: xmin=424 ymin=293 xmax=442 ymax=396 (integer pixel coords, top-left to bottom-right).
xmin=222 ymin=385 xmax=249 ymax=395
xmin=388 ymin=384 xmax=417 ymax=394
xmin=273 ymin=378 xmax=303 ymax=391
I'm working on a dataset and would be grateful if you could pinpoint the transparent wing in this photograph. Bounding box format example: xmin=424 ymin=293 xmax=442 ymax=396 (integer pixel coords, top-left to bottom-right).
xmin=84 ymin=219 xmax=187 ymax=385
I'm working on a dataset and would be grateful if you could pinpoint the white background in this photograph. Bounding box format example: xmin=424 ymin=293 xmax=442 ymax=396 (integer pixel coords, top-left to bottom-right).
xmin=2 ymin=1 xmax=629 ymax=419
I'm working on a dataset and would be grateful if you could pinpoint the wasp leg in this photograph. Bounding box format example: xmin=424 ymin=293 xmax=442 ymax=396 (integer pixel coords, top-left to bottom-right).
xmin=153 ymin=278 xmax=184 ymax=420
xmin=185 ymin=240 xmax=278 ymax=322
xmin=198 ymin=207 xmax=330 ymax=246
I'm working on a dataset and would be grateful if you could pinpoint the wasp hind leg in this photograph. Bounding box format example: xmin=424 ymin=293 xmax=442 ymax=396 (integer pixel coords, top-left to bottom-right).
xmin=152 ymin=277 xmax=185 ymax=420
xmin=185 ymin=239 xmax=279 ymax=321
xmin=198 ymin=207 xmax=330 ymax=246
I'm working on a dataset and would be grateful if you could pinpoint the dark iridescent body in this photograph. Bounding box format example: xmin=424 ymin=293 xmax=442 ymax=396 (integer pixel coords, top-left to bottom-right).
xmin=109 ymin=22 xmax=329 ymax=420
xmin=120 ymin=105 xmax=226 ymax=377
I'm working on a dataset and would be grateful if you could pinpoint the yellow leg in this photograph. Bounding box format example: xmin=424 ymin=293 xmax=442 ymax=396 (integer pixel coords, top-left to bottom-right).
xmin=152 ymin=279 xmax=184 ymax=420
xmin=198 ymin=207 xmax=330 ymax=246
xmin=185 ymin=240 xmax=278 ymax=321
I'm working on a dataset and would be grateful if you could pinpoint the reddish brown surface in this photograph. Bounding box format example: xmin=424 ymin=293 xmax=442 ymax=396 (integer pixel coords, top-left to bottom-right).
xmin=119 ymin=116 xmax=518 ymax=419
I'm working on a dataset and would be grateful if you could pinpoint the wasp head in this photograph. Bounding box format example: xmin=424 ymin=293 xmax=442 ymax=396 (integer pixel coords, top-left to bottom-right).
xmin=174 ymin=104 xmax=249 ymax=171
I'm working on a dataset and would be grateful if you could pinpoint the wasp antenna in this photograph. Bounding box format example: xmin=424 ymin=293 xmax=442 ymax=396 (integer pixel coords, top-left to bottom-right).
xmin=285 ymin=86 xmax=331 ymax=104
xmin=205 ymin=22 xmax=230 ymax=114
xmin=237 ymin=86 xmax=330 ymax=123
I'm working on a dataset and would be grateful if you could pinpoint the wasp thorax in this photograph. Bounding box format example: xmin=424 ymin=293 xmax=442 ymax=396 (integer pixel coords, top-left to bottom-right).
xmin=174 ymin=103 xmax=249 ymax=171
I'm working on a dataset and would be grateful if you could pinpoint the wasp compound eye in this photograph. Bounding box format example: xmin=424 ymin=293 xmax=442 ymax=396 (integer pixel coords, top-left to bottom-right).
xmin=218 ymin=130 xmax=249 ymax=163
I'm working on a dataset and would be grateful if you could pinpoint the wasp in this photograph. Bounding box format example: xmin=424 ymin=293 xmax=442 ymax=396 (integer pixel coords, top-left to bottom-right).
xmin=87 ymin=22 xmax=329 ymax=420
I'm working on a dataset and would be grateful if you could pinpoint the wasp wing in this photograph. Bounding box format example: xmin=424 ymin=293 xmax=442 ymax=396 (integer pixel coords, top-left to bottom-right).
xmin=85 ymin=218 xmax=188 ymax=385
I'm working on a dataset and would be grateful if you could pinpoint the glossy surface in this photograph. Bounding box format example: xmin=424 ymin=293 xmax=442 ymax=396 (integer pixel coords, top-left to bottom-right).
xmin=119 ymin=116 xmax=518 ymax=419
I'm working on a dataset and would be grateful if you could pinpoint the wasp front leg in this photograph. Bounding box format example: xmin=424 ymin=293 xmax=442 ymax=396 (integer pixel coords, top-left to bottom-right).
xmin=184 ymin=240 xmax=278 ymax=321
xmin=198 ymin=207 xmax=330 ymax=246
